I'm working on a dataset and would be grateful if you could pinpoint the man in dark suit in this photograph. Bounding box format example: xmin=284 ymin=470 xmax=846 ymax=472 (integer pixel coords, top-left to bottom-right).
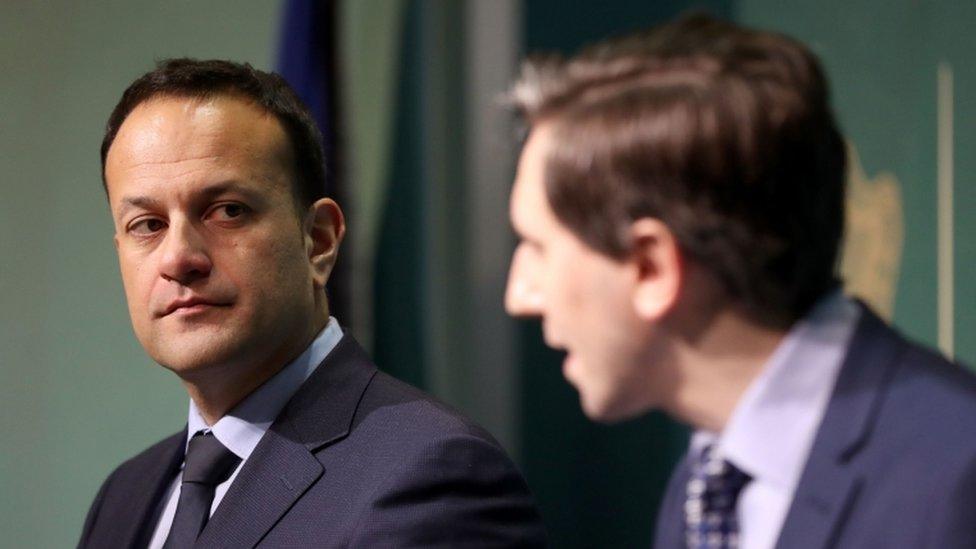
xmin=79 ymin=59 xmax=545 ymax=548
xmin=505 ymin=14 xmax=976 ymax=548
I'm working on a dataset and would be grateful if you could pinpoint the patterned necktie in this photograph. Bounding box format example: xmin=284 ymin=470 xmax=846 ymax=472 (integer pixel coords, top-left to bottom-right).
xmin=162 ymin=431 xmax=241 ymax=549
xmin=684 ymin=444 xmax=751 ymax=548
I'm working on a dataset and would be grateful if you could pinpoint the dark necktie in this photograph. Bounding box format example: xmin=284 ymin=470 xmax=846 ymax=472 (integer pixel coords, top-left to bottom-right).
xmin=684 ymin=444 xmax=751 ymax=548
xmin=162 ymin=431 xmax=241 ymax=548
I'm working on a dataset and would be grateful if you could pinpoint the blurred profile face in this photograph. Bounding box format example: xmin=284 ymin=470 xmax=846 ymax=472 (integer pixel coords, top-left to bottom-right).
xmin=505 ymin=126 xmax=664 ymax=422
xmin=105 ymin=95 xmax=331 ymax=378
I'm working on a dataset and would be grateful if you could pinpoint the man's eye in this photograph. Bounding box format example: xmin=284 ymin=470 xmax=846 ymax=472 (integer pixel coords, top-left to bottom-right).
xmin=211 ymin=203 xmax=249 ymax=220
xmin=129 ymin=218 xmax=166 ymax=235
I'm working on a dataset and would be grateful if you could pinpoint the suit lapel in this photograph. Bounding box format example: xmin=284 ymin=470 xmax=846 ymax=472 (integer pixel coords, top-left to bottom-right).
xmin=193 ymin=428 xmax=323 ymax=548
xmin=196 ymin=335 xmax=378 ymax=547
xmin=93 ymin=430 xmax=185 ymax=549
xmin=774 ymin=305 xmax=907 ymax=549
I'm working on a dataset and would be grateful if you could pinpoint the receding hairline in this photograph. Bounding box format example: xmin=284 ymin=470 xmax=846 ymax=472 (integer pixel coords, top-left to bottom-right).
xmin=104 ymin=90 xmax=282 ymax=160
xmin=102 ymin=90 xmax=302 ymax=201
xmin=102 ymin=92 xmax=305 ymax=213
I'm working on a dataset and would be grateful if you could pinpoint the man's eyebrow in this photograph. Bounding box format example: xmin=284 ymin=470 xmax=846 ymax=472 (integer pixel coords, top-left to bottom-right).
xmin=195 ymin=180 xmax=261 ymax=200
xmin=115 ymin=181 xmax=266 ymax=220
xmin=199 ymin=181 xmax=276 ymax=210
xmin=115 ymin=196 xmax=161 ymax=221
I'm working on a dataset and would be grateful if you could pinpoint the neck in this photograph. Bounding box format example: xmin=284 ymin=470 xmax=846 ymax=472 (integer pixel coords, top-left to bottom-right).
xmin=662 ymin=304 xmax=788 ymax=433
xmin=184 ymin=365 xmax=277 ymax=426
xmin=182 ymin=311 xmax=329 ymax=426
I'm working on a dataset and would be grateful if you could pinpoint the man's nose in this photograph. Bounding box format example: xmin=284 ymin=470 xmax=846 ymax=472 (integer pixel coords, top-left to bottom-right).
xmin=504 ymin=246 xmax=543 ymax=317
xmin=158 ymin=220 xmax=212 ymax=286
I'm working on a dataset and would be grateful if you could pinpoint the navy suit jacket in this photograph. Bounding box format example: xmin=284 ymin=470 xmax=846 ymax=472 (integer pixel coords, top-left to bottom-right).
xmin=655 ymin=305 xmax=976 ymax=548
xmin=78 ymin=335 xmax=547 ymax=548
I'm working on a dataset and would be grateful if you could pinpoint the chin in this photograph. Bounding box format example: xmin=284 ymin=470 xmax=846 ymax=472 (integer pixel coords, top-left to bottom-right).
xmin=157 ymin=353 xmax=233 ymax=378
xmin=579 ymin=393 xmax=624 ymax=424
xmin=148 ymin=337 xmax=246 ymax=377
xmin=579 ymin=389 xmax=651 ymax=424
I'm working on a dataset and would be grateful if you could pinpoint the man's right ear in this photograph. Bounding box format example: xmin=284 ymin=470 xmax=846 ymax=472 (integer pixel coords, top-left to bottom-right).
xmin=628 ymin=218 xmax=683 ymax=321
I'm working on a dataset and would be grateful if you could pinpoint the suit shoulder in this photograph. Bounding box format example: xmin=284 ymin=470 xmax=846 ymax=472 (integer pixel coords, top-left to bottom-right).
xmin=340 ymin=373 xmax=547 ymax=546
xmin=874 ymin=331 xmax=976 ymax=452
xmin=354 ymin=370 xmax=502 ymax=446
xmin=891 ymin=336 xmax=976 ymax=415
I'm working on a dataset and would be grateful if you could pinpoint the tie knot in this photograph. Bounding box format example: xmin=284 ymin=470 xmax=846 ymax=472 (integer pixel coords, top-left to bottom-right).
xmin=685 ymin=444 xmax=751 ymax=548
xmin=690 ymin=444 xmax=750 ymax=492
xmin=182 ymin=432 xmax=241 ymax=486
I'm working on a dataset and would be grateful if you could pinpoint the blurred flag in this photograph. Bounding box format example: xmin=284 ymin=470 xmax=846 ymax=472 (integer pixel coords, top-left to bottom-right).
xmin=276 ymin=0 xmax=350 ymax=321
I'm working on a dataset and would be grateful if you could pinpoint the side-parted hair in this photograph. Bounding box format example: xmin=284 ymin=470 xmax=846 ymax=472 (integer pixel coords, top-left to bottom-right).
xmin=510 ymin=13 xmax=846 ymax=326
xmin=101 ymin=58 xmax=326 ymax=210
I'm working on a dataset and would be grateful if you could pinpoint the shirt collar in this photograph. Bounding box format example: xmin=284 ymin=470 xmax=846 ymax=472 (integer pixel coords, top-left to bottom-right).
xmin=186 ymin=317 xmax=344 ymax=459
xmin=698 ymin=292 xmax=859 ymax=489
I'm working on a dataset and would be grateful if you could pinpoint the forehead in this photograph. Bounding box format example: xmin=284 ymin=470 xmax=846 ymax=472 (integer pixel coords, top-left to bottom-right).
xmin=104 ymin=94 xmax=292 ymax=191
xmin=511 ymin=126 xmax=556 ymax=230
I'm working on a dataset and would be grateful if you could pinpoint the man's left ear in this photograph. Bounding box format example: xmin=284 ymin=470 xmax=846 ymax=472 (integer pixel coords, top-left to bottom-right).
xmin=628 ymin=218 xmax=683 ymax=321
xmin=304 ymin=198 xmax=345 ymax=289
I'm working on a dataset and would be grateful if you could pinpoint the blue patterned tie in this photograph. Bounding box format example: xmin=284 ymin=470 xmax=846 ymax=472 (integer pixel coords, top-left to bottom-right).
xmin=684 ymin=444 xmax=751 ymax=548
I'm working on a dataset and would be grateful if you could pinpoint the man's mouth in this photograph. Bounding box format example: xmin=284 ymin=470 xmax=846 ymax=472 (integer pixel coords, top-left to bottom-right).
xmin=160 ymin=297 xmax=231 ymax=317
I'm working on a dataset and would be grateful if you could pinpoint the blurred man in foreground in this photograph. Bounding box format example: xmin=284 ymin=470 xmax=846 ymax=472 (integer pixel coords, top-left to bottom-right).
xmin=506 ymin=14 xmax=976 ymax=548
xmin=79 ymin=58 xmax=545 ymax=548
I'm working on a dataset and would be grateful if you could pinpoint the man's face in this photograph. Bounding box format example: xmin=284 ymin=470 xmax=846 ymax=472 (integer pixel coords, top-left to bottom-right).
xmin=506 ymin=127 xmax=666 ymax=422
xmin=105 ymin=95 xmax=329 ymax=378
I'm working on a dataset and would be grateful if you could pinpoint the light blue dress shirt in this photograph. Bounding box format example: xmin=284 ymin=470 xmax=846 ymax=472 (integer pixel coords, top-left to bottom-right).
xmin=148 ymin=318 xmax=344 ymax=548
xmin=690 ymin=292 xmax=861 ymax=549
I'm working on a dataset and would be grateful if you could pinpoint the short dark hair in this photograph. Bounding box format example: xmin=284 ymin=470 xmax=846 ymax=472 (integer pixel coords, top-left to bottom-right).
xmin=511 ymin=14 xmax=846 ymax=326
xmin=101 ymin=58 xmax=326 ymax=209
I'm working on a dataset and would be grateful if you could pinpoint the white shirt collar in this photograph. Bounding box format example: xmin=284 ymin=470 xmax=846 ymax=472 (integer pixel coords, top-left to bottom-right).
xmin=693 ymin=292 xmax=860 ymax=490
xmin=186 ymin=317 xmax=344 ymax=460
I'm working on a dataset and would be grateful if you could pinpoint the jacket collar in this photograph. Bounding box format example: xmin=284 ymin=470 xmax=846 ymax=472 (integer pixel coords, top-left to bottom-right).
xmin=195 ymin=334 xmax=377 ymax=547
xmin=774 ymin=303 xmax=907 ymax=549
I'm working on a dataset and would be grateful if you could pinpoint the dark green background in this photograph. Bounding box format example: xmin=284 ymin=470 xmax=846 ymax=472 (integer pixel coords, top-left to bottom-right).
xmin=2 ymin=2 xmax=972 ymax=547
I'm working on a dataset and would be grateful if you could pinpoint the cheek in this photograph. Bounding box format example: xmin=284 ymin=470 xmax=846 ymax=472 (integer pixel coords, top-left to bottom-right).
xmin=564 ymin=261 xmax=633 ymax=331
xmin=118 ymin=252 xmax=152 ymax=303
xmin=547 ymin=257 xmax=603 ymax=310
xmin=118 ymin=255 xmax=159 ymax=345
xmin=238 ymin=232 xmax=311 ymax=297
xmin=271 ymin=232 xmax=311 ymax=279
xmin=545 ymin=250 xmax=582 ymax=298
